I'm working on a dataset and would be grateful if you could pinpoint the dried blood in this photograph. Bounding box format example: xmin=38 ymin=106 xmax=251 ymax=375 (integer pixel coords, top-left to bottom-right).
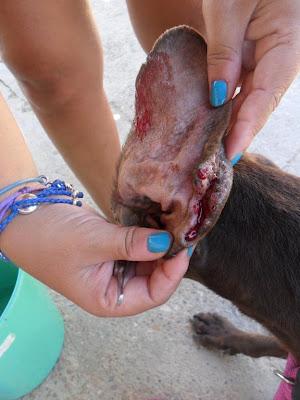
xmin=135 ymin=109 xmax=151 ymax=139
xmin=134 ymin=52 xmax=172 ymax=140
xmin=185 ymin=178 xmax=217 ymax=242
xmin=197 ymin=169 xmax=207 ymax=180
xmin=185 ymin=200 xmax=205 ymax=242
xmin=135 ymin=83 xmax=151 ymax=140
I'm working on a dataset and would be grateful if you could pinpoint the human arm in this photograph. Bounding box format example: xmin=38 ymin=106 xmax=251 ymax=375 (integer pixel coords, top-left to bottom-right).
xmin=0 ymin=0 xmax=120 ymax=219
xmin=0 ymin=94 xmax=189 ymax=316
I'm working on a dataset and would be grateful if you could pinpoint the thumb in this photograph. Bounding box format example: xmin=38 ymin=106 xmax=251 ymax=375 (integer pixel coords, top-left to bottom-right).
xmin=202 ymin=0 xmax=256 ymax=107
xmin=96 ymin=221 xmax=173 ymax=262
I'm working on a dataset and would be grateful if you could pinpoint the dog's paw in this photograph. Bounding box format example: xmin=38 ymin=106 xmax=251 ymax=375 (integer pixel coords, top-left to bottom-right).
xmin=191 ymin=312 xmax=241 ymax=355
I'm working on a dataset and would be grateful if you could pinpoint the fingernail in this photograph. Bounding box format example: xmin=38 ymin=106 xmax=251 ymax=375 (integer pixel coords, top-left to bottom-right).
xmin=210 ymin=80 xmax=228 ymax=107
xmin=147 ymin=232 xmax=172 ymax=253
xmin=231 ymin=152 xmax=243 ymax=166
xmin=187 ymin=246 xmax=195 ymax=257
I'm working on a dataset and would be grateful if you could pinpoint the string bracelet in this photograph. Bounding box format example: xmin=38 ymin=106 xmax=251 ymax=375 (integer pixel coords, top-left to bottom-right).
xmin=0 ymin=175 xmax=47 ymax=197
xmin=0 ymin=177 xmax=84 ymax=234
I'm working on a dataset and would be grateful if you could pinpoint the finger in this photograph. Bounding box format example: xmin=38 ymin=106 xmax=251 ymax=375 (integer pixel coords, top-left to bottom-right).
xmin=202 ymin=0 xmax=256 ymax=107
xmin=226 ymin=71 xmax=254 ymax=140
xmin=70 ymin=249 xmax=190 ymax=317
xmin=105 ymin=248 xmax=190 ymax=316
xmin=226 ymin=39 xmax=300 ymax=159
xmin=135 ymin=261 xmax=156 ymax=276
xmin=147 ymin=249 xmax=190 ymax=305
xmin=134 ymin=254 xmax=184 ymax=276
xmin=92 ymin=220 xmax=173 ymax=262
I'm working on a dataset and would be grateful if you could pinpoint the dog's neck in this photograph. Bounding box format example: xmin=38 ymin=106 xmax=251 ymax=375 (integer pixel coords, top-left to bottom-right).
xmin=187 ymin=153 xmax=300 ymax=359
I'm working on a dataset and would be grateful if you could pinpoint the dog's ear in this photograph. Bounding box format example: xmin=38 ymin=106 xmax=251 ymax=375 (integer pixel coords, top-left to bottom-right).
xmin=112 ymin=26 xmax=232 ymax=254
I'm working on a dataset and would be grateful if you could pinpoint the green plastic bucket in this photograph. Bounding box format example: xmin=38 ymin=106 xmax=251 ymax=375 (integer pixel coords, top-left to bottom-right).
xmin=0 ymin=258 xmax=64 ymax=400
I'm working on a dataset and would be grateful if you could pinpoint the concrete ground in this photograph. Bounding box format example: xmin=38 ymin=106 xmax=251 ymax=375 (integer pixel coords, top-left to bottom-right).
xmin=0 ymin=1 xmax=299 ymax=399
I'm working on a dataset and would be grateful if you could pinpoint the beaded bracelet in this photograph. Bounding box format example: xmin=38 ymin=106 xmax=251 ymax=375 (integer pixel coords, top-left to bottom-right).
xmin=0 ymin=177 xmax=84 ymax=234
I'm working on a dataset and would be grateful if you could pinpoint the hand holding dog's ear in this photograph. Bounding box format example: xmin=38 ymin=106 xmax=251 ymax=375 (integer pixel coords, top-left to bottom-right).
xmin=0 ymin=204 xmax=189 ymax=317
xmin=203 ymin=0 xmax=300 ymax=160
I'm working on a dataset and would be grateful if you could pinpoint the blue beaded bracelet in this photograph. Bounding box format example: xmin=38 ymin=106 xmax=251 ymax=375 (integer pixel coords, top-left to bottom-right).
xmin=0 ymin=178 xmax=84 ymax=233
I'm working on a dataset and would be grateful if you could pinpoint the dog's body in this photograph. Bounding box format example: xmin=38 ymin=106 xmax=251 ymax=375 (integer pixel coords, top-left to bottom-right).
xmin=113 ymin=26 xmax=300 ymax=396
xmin=188 ymin=153 xmax=300 ymax=361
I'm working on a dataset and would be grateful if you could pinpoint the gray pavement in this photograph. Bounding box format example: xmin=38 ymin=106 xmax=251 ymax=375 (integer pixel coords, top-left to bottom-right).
xmin=0 ymin=1 xmax=299 ymax=399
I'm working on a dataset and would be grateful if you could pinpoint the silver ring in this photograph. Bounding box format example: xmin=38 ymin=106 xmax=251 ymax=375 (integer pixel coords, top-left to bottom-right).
xmin=17 ymin=193 xmax=38 ymax=214
xmin=113 ymin=261 xmax=137 ymax=306
xmin=113 ymin=261 xmax=126 ymax=305
xmin=273 ymin=368 xmax=295 ymax=386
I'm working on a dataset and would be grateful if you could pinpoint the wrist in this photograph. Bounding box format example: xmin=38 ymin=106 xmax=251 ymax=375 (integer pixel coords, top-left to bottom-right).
xmin=0 ymin=177 xmax=85 ymax=263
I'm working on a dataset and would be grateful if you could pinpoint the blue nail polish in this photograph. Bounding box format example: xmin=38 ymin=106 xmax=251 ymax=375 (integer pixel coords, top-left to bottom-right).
xmin=211 ymin=80 xmax=228 ymax=107
xmin=147 ymin=232 xmax=171 ymax=253
xmin=231 ymin=152 xmax=243 ymax=166
xmin=187 ymin=246 xmax=195 ymax=257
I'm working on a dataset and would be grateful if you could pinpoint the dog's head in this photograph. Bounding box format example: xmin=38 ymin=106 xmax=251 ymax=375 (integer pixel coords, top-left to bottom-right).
xmin=112 ymin=26 xmax=233 ymax=255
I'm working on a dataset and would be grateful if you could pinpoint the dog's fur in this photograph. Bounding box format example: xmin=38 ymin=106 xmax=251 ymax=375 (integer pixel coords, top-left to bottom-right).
xmin=188 ymin=153 xmax=300 ymax=360
xmin=113 ymin=26 xmax=300 ymax=367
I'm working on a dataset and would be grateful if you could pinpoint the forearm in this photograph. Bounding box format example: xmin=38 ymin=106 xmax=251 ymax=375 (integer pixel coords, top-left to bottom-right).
xmin=0 ymin=0 xmax=120 ymax=220
xmin=0 ymin=93 xmax=37 ymax=194
xmin=23 ymin=84 xmax=120 ymax=220
xmin=127 ymin=0 xmax=205 ymax=53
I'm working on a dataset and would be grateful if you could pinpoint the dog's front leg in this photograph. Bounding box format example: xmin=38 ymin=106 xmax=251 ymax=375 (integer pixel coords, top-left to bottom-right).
xmin=191 ymin=312 xmax=287 ymax=359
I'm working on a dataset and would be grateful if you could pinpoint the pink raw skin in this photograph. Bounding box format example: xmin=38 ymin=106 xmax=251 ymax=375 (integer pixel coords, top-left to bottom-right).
xmin=113 ymin=26 xmax=233 ymax=255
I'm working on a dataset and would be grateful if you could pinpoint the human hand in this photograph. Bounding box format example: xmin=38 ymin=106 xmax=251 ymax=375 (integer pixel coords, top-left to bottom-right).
xmin=0 ymin=203 xmax=189 ymax=317
xmin=202 ymin=0 xmax=300 ymax=160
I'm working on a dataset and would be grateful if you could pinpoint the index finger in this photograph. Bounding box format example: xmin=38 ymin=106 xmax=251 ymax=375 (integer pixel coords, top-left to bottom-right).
xmin=226 ymin=37 xmax=300 ymax=159
xmin=105 ymin=249 xmax=190 ymax=317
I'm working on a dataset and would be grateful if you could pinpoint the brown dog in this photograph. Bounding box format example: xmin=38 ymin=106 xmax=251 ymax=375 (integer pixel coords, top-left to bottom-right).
xmin=112 ymin=26 xmax=300 ymax=397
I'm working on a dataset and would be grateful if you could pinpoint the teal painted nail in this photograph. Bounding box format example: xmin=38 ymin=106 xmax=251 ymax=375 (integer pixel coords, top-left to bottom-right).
xmin=211 ymin=80 xmax=228 ymax=107
xmin=147 ymin=232 xmax=171 ymax=253
xmin=187 ymin=246 xmax=195 ymax=257
xmin=231 ymin=152 xmax=243 ymax=166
